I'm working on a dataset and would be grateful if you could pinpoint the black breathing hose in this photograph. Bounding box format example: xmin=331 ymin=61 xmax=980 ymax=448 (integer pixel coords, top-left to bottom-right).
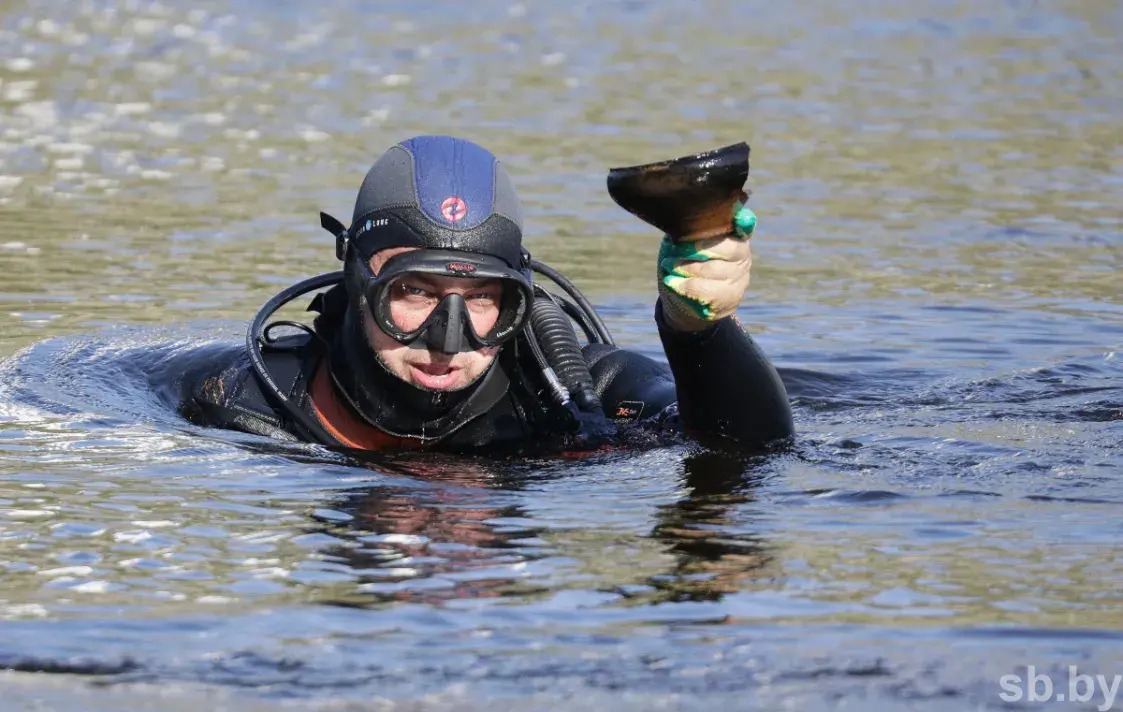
xmin=528 ymin=294 xmax=603 ymax=414
xmin=246 ymin=271 xmax=343 ymax=446
xmin=551 ymin=292 xmax=598 ymax=343
xmin=529 ymin=259 xmax=614 ymax=346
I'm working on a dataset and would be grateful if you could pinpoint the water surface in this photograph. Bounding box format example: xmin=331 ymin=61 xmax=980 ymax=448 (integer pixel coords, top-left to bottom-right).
xmin=1 ymin=0 xmax=1121 ymax=709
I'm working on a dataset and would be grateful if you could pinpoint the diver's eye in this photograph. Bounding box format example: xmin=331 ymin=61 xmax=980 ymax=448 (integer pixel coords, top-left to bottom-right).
xmin=465 ymin=291 xmax=500 ymax=311
xmin=399 ymin=283 xmax=431 ymax=299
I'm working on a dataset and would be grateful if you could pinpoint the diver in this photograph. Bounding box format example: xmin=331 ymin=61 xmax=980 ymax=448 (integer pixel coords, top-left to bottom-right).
xmin=175 ymin=135 xmax=793 ymax=452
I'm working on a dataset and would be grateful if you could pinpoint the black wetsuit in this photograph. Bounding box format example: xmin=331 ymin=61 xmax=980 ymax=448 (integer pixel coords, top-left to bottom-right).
xmin=175 ymin=300 xmax=792 ymax=452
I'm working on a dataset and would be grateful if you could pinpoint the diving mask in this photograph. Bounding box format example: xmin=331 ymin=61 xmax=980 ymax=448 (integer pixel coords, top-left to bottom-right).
xmin=359 ymin=249 xmax=532 ymax=354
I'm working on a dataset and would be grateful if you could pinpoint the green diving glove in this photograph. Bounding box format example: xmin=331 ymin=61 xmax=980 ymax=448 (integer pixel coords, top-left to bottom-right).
xmin=657 ymin=202 xmax=756 ymax=332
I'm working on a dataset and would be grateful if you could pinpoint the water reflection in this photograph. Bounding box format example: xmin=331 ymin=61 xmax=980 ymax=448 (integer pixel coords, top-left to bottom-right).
xmin=646 ymin=450 xmax=773 ymax=603
xmin=300 ymin=447 xmax=779 ymax=610
xmin=308 ymin=453 xmax=548 ymax=606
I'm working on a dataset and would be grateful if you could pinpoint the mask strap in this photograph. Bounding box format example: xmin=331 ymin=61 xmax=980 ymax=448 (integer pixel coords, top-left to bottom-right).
xmin=320 ymin=212 xmax=350 ymax=261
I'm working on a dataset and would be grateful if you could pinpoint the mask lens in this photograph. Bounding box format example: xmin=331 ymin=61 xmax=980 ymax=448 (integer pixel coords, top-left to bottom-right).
xmin=384 ymin=273 xmax=506 ymax=339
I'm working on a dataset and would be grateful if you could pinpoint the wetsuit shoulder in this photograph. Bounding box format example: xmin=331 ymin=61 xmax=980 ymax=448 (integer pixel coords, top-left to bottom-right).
xmin=178 ymin=335 xmax=317 ymax=441
xmin=582 ymin=342 xmax=679 ymax=426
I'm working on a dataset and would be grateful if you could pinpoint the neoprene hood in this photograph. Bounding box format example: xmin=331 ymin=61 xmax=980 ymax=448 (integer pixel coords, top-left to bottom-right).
xmin=337 ymin=135 xmax=527 ymax=270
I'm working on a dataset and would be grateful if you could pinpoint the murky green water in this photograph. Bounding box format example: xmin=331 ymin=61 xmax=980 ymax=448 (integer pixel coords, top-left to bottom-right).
xmin=1 ymin=1 xmax=1121 ymax=709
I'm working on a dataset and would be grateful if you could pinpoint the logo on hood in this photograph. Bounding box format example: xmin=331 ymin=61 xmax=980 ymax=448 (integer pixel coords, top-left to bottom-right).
xmin=440 ymin=196 xmax=467 ymax=222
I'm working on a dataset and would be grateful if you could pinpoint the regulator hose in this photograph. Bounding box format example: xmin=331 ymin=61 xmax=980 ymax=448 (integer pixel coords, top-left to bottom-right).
xmin=529 ymin=294 xmax=602 ymax=414
xmin=529 ymin=259 xmax=613 ymax=346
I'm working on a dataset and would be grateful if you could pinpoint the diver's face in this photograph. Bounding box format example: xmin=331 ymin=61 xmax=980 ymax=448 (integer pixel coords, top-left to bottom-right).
xmin=364 ymin=247 xmax=502 ymax=391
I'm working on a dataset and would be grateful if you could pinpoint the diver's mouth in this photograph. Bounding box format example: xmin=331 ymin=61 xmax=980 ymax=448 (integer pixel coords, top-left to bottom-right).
xmin=409 ymin=362 xmax=461 ymax=390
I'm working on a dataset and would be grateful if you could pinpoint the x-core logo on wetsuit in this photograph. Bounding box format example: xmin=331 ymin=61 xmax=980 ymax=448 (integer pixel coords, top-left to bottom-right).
xmin=613 ymin=400 xmax=644 ymax=421
xmin=441 ymin=197 xmax=467 ymax=222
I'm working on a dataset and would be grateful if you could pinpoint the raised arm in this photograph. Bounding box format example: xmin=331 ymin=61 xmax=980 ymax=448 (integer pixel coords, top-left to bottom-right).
xmin=581 ymin=306 xmax=792 ymax=449
xmin=600 ymin=142 xmax=794 ymax=448
xmin=656 ymin=302 xmax=792 ymax=446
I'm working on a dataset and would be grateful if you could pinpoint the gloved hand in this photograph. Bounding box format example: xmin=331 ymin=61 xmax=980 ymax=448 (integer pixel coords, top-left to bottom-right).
xmin=657 ymin=202 xmax=756 ymax=332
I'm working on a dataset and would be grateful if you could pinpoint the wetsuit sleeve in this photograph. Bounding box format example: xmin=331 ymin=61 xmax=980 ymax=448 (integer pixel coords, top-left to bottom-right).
xmin=654 ymin=299 xmax=793 ymax=446
xmin=583 ymin=302 xmax=792 ymax=448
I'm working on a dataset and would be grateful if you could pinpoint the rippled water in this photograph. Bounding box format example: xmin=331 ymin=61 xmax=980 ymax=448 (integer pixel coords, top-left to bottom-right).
xmin=1 ymin=0 xmax=1121 ymax=709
